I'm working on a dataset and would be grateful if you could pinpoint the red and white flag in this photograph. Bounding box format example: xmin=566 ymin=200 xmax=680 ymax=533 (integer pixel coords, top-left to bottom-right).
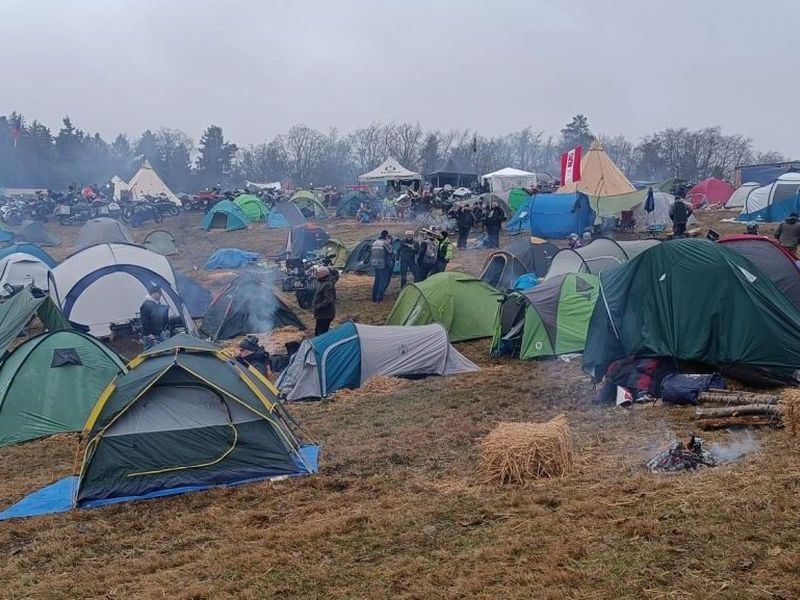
xmin=560 ymin=145 xmax=582 ymax=185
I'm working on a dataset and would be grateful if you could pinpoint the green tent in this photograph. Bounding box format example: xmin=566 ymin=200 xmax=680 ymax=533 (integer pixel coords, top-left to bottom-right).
xmin=143 ymin=230 xmax=178 ymax=255
xmin=234 ymin=194 xmax=270 ymax=222
xmin=76 ymin=334 xmax=318 ymax=506
xmin=491 ymin=273 xmax=599 ymax=359
xmin=0 ymin=330 xmax=125 ymax=447
xmin=386 ymin=272 xmax=503 ymax=342
xmin=508 ymin=188 xmax=529 ymax=212
xmin=0 ymin=289 xmax=70 ymax=357
xmin=201 ymin=200 xmax=249 ymax=231
xmin=290 ymin=191 xmax=329 ymax=220
xmin=319 ymin=238 xmax=349 ymax=268
xmin=583 ymin=239 xmax=800 ymax=386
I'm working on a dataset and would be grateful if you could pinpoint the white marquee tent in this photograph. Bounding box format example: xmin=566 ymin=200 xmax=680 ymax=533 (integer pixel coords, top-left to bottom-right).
xmin=481 ymin=167 xmax=538 ymax=193
xmin=358 ymin=158 xmax=420 ymax=183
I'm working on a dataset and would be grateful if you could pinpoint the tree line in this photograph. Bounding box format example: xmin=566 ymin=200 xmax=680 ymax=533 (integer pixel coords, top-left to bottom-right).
xmin=0 ymin=112 xmax=786 ymax=192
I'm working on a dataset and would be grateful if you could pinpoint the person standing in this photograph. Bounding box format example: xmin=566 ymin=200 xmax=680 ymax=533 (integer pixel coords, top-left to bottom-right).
xmin=312 ymin=266 xmax=337 ymax=335
xmin=668 ymin=196 xmax=693 ymax=238
xmin=140 ymin=285 xmax=168 ymax=349
xmin=485 ymin=201 xmax=506 ymax=248
xmin=398 ymin=230 xmax=419 ymax=287
xmin=370 ymin=230 xmax=393 ymax=302
xmin=431 ymin=230 xmax=454 ymax=274
xmin=454 ymin=204 xmax=475 ymax=249
xmin=417 ymin=230 xmax=438 ymax=282
xmin=774 ymin=213 xmax=800 ymax=257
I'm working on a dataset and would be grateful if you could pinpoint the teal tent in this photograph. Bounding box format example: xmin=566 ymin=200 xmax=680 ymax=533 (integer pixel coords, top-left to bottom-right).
xmin=202 ymin=201 xmax=249 ymax=231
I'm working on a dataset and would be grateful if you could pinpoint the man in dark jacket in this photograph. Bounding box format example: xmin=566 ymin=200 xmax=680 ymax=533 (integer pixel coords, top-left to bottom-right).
xmin=775 ymin=213 xmax=800 ymax=257
xmin=452 ymin=204 xmax=475 ymax=249
xmin=312 ymin=267 xmax=337 ymax=335
xmin=668 ymin=197 xmax=693 ymax=237
xmin=485 ymin=202 xmax=506 ymax=248
xmin=370 ymin=230 xmax=393 ymax=302
xmin=140 ymin=285 xmax=168 ymax=349
xmin=237 ymin=335 xmax=271 ymax=377
xmin=397 ymin=230 xmax=419 ymax=287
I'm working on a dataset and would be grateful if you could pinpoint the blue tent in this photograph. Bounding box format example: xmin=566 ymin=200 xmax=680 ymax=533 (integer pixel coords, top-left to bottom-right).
xmin=174 ymin=271 xmax=212 ymax=318
xmin=0 ymin=243 xmax=56 ymax=267
xmin=203 ymin=248 xmax=259 ymax=270
xmin=201 ymin=200 xmax=249 ymax=232
xmin=267 ymin=202 xmax=307 ymax=229
xmin=505 ymin=192 xmax=596 ymax=239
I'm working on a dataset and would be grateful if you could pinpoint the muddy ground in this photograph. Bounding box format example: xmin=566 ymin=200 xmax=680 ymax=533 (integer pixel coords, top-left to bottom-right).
xmin=1 ymin=209 xmax=799 ymax=599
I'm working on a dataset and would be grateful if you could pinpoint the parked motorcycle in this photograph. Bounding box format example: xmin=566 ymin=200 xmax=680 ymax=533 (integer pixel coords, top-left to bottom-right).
xmin=0 ymin=201 xmax=25 ymax=226
xmin=56 ymin=202 xmax=95 ymax=226
xmin=152 ymin=197 xmax=180 ymax=217
xmin=121 ymin=201 xmax=162 ymax=226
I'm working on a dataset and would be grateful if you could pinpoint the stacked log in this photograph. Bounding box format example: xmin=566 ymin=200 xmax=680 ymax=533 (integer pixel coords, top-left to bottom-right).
xmin=694 ymin=389 xmax=782 ymax=430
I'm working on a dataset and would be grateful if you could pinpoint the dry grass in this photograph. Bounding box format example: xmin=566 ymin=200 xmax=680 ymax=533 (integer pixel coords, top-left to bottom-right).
xmin=2 ymin=212 xmax=800 ymax=599
xmin=327 ymin=375 xmax=409 ymax=402
xmin=480 ymin=415 xmax=573 ymax=484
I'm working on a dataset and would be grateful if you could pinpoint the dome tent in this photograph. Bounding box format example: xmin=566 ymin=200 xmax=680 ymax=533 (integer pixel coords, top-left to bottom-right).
xmin=0 ymin=243 xmax=56 ymax=267
xmin=278 ymin=321 xmax=479 ymax=400
xmin=14 ymin=220 xmax=61 ymax=246
xmin=75 ymin=218 xmax=134 ymax=251
xmin=0 ymin=330 xmax=125 ymax=447
xmin=286 ymin=224 xmax=330 ymax=259
xmin=386 ymin=272 xmax=503 ymax=342
xmin=505 ymin=193 xmax=595 ymax=239
xmin=174 ymin=271 xmax=212 ymax=319
xmin=318 ymin=238 xmax=349 ymax=268
xmin=267 ymin=202 xmax=308 ymax=229
xmin=737 ymin=173 xmax=800 ymax=222
xmin=491 ymin=273 xmax=600 ymax=359
xmin=143 ymin=229 xmax=178 ymax=256
xmin=202 ymin=200 xmax=249 ymax=231
xmin=686 ymin=178 xmax=735 ymax=207
xmin=544 ymin=238 xmax=661 ymax=281
xmin=290 ymin=191 xmax=329 ymax=220
xmin=480 ymin=238 xmax=558 ymax=291
xmin=233 ymin=194 xmax=270 ymax=222
xmin=0 ymin=253 xmax=51 ymax=294
xmin=725 ymin=182 xmax=761 ymax=209
xmin=343 ymin=237 xmax=402 ymax=275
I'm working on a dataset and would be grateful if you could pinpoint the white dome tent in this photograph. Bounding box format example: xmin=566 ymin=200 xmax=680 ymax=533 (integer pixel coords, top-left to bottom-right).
xmin=725 ymin=182 xmax=761 ymax=209
xmin=739 ymin=173 xmax=800 ymax=220
xmin=544 ymin=238 xmax=661 ymax=281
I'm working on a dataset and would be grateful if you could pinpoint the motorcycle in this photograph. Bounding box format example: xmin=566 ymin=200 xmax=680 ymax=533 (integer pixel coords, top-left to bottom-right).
xmin=152 ymin=197 xmax=180 ymax=217
xmin=0 ymin=201 xmax=25 ymax=226
xmin=279 ymin=253 xmax=336 ymax=309
xmin=121 ymin=201 xmax=162 ymax=226
xmin=56 ymin=202 xmax=95 ymax=226
xmin=95 ymin=201 xmax=122 ymax=219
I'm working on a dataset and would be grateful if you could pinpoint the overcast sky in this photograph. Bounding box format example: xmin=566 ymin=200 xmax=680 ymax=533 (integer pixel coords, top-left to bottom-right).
xmin=2 ymin=0 xmax=795 ymax=155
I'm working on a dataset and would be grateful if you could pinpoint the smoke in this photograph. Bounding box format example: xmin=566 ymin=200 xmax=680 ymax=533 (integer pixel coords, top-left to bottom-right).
xmin=709 ymin=431 xmax=760 ymax=464
xmin=240 ymin=268 xmax=280 ymax=336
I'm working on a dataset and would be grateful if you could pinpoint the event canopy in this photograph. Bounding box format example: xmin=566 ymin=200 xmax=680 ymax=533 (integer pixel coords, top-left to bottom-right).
xmin=358 ymin=158 xmax=420 ymax=183
xmin=481 ymin=167 xmax=538 ymax=193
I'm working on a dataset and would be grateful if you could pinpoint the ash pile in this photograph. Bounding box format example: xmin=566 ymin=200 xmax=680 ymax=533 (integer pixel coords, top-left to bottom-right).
xmin=646 ymin=436 xmax=718 ymax=473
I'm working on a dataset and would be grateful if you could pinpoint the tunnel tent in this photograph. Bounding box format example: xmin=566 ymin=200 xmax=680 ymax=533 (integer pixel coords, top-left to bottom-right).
xmin=143 ymin=230 xmax=178 ymax=256
xmin=267 ymin=202 xmax=308 ymax=229
xmin=201 ymin=200 xmax=249 ymax=232
xmin=278 ymin=321 xmax=479 ymax=400
xmin=200 ymin=272 xmax=305 ymax=340
xmin=233 ymin=194 xmax=270 ymax=222
xmin=386 ymin=272 xmax=503 ymax=342
xmin=737 ymin=173 xmax=800 ymax=222
xmin=480 ymin=238 xmax=558 ymax=291
xmin=317 ymin=238 xmax=349 ymax=268
xmin=14 ymin=220 xmax=61 ymax=247
xmin=74 ymin=218 xmax=134 ymax=251
xmin=544 ymin=238 xmax=661 ymax=281
xmin=0 ymin=330 xmax=126 ymax=448
xmin=491 ymin=272 xmax=600 ymax=359
xmin=725 ymin=182 xmax=761 ymax=209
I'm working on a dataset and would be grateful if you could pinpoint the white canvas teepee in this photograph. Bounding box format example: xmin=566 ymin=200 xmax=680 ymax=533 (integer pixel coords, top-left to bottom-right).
xmin=123 ymin=160 xmax=181 ymax=205
xmin=558 ymin=142 xmax=635 ymax=197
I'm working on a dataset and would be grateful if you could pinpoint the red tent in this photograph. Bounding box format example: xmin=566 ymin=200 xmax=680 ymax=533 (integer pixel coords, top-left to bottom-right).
xmin=687 ymin=178 xmax=735 ymax=207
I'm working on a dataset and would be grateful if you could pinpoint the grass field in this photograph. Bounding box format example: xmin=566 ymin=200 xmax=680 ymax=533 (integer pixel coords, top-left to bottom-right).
xmin=1 ymin=209 xmax=799 ymax=599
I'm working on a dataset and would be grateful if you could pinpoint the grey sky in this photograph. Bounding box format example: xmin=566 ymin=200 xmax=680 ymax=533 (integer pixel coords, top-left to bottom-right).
xmin=2 ymin=0 xmax=795 ymax=155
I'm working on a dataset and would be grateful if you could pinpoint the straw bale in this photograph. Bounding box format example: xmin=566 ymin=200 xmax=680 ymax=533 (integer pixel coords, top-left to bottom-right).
xmin=781 ymin=388 xmax=800 ymax=437
xmin=480 ymin=414 xmax=573 ymax=485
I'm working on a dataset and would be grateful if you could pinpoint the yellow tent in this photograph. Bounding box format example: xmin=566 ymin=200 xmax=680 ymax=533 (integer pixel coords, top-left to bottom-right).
xmin=557 ymin=141 xmax=635 ymax=197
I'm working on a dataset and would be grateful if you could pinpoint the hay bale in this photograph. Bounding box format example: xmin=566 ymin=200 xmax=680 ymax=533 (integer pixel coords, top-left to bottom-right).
xmin=781 ymin=388 xmax=800 ymax=437
xmin=480 ymin=415 xmax=573 ymax=485
xmin=328 ymin=375 xmax=408 ymax=402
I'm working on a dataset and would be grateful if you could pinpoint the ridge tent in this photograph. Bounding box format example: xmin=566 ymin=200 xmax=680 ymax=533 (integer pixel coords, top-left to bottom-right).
xmin=74 ymin=218 xmax=134 ymax=251
xmin=508 ymin=188 xmax=529 ymax=212
xmin=359 ymin=157 xmax=420 ymax=183
xmin=505 ymin=192 xmax=595 ymax=239
xmin=286 ymin=224 xmax=330 ymax=259
xmin=719 ymin=235 xmax=800 ymax=310
xmin=0 ymin=253 xmax=51 ymax=294
xmin=737 ymin=173 xmax=800 ymax=222
xmin=318 ymin=238 xmax=348 ymax=268
xmin=686 ymin=178 xmax=735 ymax=207
xmin=174 ymin=271 xmax=212 ymax=319
xmin=290 ymin=191 xmax=329 ymax=220
xmin=343 ymin=237 xmax=402 ymax=274
xmin=203 ymin=248 xmax=259 ymax=270
xmin=482 ymin=168 xmax=538 ymax=194
xmin=267 ymin=202 xmax=307 ymax=229
xmin=120 ymin=159 xmax=181 ymax=205
xmin=386 ymin=272 xmax=503 ymax=342
xmin=278 ymin=321 xmax=478 ymax=400
xmin=0 ymin=330 xmax=125 ymax=447
xmin=200 ymin=272 xmax=305 ymax=340
xmin=544 ymin=238 xmax=661 ymax=281
xmin=49 ymin=243 xmax=196 ymax=338
xmin=201 ymin=200 xmax=249 ymax=231
xmin=233 ymin=194 xmax=270 ymax=222
xmin=480 ymin=238 xmax=558 ymax=290
xmin=491 ymin=273 xmax=600 ymax=359
xmin=725 ymin=182 xmax=761 ymax=209
xmin=583 ymin=239 xmax=800 ymax=386
xmin=0 ymin=243 xmax=56 ymax=267
xmin=14 ymin=220 xmax=61 ymax=246
xmin=557 ymin=142 xmax=635 ymax=197
xmin=143 ymin=230 xmax=178 ymax=256
xmin=0 ymin=288 xmax=70 ymax=357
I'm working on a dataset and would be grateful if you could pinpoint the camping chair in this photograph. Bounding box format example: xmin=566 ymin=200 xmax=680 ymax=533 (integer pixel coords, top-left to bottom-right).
xmin=617 ymin=210 xmax=635 ymax=232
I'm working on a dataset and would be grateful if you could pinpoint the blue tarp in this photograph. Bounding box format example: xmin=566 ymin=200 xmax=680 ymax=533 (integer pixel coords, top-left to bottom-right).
xmin=203 ymin=248 xmax=260 ymax=270
xmin=505 ymin=193 xmax=596 ymax=239
xmin=512 ymin=273 xmax=540 ymax=290
xmin=0 ymin=444 xmax=320 ymax=520
xmin=175 ymin=271 xmax=212 ymax=318
xmin=740 ymin=163 xmax=800 ymax=186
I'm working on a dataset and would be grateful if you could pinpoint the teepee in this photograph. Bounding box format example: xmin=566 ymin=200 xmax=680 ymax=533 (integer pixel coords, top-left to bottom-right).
xmin=123 ymin=160 xmax=181 ymax=205
xmin=558 ymin=141 xmax=635 ymax=197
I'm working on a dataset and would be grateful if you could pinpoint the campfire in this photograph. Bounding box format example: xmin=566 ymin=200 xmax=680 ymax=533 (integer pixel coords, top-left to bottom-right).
xmin=646 ymin=435 xmax=718 ymax=473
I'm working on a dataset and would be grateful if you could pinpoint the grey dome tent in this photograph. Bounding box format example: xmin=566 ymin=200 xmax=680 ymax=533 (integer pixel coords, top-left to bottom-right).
xmin=14 ymin=220 xmax=61 ymax=247
xmin=200 ymin=272 xmax=305 ymax=340
xmin=481 ymin=238 xmax=558 ymax=290
xmin=343 ymin=237 xmax=402 ymax=274
xmin=74 ymin=218 xmax=133 ymax=251
xmin=143 ymin=230 xmax=178 ymax=256
xmin=544 ymin=238 xmax=661 ymax=281
xmin=267 ymin=202 xmax=307 ymax=229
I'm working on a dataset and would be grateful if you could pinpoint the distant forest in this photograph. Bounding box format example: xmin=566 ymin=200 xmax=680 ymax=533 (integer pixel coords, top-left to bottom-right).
xmin=0 ymin=112 xmax=785 ymax=192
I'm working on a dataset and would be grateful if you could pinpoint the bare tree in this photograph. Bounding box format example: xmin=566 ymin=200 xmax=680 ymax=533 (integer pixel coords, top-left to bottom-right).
xmin=282 ymin=125 xmax=325 ymax=186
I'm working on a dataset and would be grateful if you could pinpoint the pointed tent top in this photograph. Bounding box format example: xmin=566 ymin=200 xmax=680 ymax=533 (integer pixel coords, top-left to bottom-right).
xmin=558 ymin=142 xmax=635 ymax=197
xmin=359 ymin=158 xmax=420 ymax=182
xmin=125 ymin=160 xmax=181 ymax=205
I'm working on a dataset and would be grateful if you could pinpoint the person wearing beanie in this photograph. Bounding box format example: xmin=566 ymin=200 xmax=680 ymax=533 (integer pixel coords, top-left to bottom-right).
xmin=775 ymin=213 xmax=800 ymax=257
xmin=312 ymin=266 xmax=337 ymax=335
xmin=140 ymin=284 xmax=168 ymax=349
xmin=397 ymin=230 xmax=419 ymax=287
